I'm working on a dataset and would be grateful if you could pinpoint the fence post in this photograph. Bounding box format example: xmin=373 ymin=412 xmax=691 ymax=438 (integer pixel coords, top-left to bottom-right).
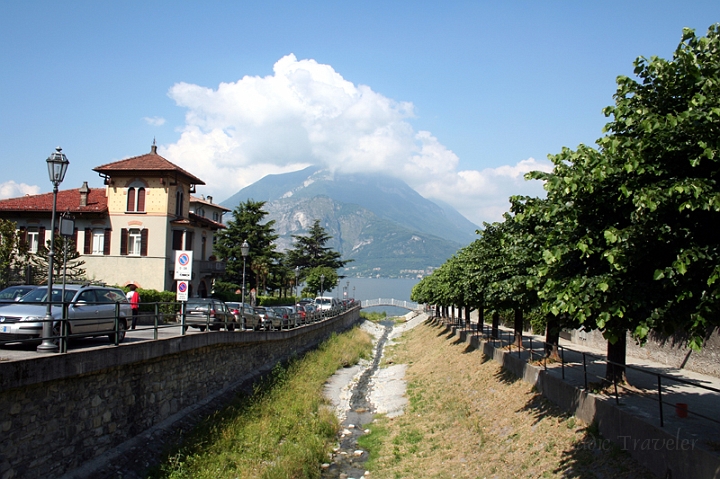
xmin=154 ymin=303 xmax=159 ymax=340
xmin=561 ymin=346 xmax=565 ymax=379
xmin=582 ymin=353 xmax=588 ymax=390
xmin=658 ymin=376 xmax=664 ymax=427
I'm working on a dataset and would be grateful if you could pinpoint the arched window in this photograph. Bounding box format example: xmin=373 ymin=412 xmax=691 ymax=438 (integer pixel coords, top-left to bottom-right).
xmin=127 ymin=186 xmax=146 ymax=212
xmin=175 ymin=190 xmax=184 ymax=217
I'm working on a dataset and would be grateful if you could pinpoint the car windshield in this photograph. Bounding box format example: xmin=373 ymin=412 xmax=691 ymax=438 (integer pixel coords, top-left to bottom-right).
xmin=0 ymin=287 xmax=33 ymax=300
xmin=20 ymin=288 xmax=76 ymax=303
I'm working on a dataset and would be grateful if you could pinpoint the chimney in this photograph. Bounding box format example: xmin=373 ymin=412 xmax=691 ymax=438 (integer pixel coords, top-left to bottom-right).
xmin=79 ymin=181 xmax=90 ymax=207
xmin=207 ymin=196 xmax=213 ymax=203
xmin=151 ymin=137 xmax=157 ymax=154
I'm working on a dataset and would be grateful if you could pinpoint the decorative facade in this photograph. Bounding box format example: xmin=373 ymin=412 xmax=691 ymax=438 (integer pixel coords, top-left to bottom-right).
xmin=0 ymin=144 xmax=229 ymax=296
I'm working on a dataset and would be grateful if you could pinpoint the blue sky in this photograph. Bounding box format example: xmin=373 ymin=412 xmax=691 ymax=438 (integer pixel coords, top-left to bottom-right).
xmin=1 ymin=1 xmax=718 ymax=226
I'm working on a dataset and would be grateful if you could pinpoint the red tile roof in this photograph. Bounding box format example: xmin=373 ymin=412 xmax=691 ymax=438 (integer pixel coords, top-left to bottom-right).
xmin=0 ymin=188 xmax=107 ymax=213
xmin=93 ymin=146 xmax=205 ymax=185
xmin=190 ymin=195 xmax=231 ymax=212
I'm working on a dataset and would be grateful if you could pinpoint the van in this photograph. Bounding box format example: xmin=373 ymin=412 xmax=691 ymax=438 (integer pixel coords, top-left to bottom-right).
xmin=314 ymin=296 xmax=338 ymax=312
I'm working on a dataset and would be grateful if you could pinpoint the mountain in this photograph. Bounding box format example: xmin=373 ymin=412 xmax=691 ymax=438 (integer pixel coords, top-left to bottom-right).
xmin=220 ymin=167 xmax=479 ymax=277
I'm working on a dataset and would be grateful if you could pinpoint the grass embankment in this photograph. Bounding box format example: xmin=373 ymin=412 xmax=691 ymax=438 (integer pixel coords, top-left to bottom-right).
xmin=358 ymin=321 xmax=653 ymax=478
xmin=147 ymin=328 xmax=373 ymax=479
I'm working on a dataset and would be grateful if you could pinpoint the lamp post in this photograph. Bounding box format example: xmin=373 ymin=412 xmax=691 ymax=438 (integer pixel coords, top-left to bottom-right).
xmin=294 ymin=266 xmax=299 ymax=302
xmin=37 ymin=147 xmax=69 ymax=352
xmin=320 ymin=274 xmax=325 ymax=318
xmin=241 ymin=240 xmax=249 ymax=307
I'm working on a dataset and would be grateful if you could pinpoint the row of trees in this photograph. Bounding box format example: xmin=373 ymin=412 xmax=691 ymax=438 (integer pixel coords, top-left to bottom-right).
xmin=213 ymin=199 xmax=350 ymax=299
xmin=412 ymin=25 xmax=720 ymax=382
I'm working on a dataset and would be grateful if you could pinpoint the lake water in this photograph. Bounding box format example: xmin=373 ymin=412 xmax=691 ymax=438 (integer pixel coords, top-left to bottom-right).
xmin=327 ymin=277 xmax=421 ymax=317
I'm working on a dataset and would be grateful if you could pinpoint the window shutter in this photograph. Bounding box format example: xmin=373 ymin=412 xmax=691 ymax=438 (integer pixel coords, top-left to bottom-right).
xmin=19 ymin=227 xmax=27 ymax=248
xmin=104 ymin=229 xmax=111 ymax=255
xmin=127 ymin=187 xmax=135 ymax=212
xmin=137 ymin=188 xmax=145 ymax=212
xmin=185 ymin=231 xmax=194 ymax=250
xmin=39 ymin=227 xmax=46 ymax=249
xmin=140 ymin=229 xmax=148 ymax=257
xmin=120 ymin=228 xmax=128 ymax=255
xmin=84 ymin=228 xmax=92 ymax=254
xmin=71 ymin=228 xmax=78 ymax=251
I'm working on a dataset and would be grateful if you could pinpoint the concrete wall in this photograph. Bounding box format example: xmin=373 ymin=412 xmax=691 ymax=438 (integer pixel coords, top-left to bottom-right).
xmin=562 ymin=327 xmax=720 ymax=378
xmin=440 ymin=321 xmax=720 ymax=479
xmin=0 ymin=308 xmax=360 ymax=479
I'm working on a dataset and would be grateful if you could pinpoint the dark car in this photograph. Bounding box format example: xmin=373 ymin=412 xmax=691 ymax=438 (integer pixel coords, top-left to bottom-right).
xmin=226 ymin=301 xmax=259 ymax=330
xmin=0 ymin=284 xmax=131 ymax=344
xmin=181 ymin=298 xmax=235 ymax=332
xmin=0 ymin=285 xmax=39 ymax=303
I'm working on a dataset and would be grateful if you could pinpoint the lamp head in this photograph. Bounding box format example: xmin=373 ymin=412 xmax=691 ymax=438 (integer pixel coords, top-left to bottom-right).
xmin=46 ymin=147 xmax=69 ymax=186
xmin=241 ymin=240 xmax=249 ymax=257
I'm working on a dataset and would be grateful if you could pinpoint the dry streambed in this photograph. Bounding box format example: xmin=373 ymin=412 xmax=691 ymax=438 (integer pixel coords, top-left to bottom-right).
xmin=323 ymin=316 xmax=654 ymax=479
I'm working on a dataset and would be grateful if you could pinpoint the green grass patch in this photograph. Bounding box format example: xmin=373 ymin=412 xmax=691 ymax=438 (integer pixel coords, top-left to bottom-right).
xmin=147 ymin=328 xmax=373 ymax=479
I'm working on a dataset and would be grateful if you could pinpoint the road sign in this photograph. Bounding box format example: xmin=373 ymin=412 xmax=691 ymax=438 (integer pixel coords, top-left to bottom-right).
xmin=177 ymin=280 xmax=189 ymax=301
xmin=174 ymin=250 xmax=193 ymax=280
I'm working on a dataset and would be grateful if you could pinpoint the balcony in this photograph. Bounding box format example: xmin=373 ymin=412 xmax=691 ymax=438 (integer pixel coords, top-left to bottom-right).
xmin=198 ymin=260 xmax=226 ymax=275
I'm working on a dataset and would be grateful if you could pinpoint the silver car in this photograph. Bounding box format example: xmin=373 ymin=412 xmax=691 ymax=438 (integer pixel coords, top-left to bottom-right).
xmin=0 ymin=284 xmax=131 ymax=344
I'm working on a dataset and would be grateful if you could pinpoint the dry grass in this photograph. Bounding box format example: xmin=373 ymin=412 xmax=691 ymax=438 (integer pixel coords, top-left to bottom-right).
xmin=361 ymin=321 xmax=654 ymax=479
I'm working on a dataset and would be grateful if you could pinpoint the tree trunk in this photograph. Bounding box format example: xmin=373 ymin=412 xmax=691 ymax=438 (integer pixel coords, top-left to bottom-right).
xmin=544 ymin=314 xmax=560 ymax=360
xmin=606 ymin=333 xmax=627 ymax=384
xmin=514 ymin=308 xmax=523 ymax=347
xmin=491 ymin=311 xmax=499 ymax=339
xmin=465 ymin=306 xmax=471 ymax=330
xmin=478 ymin=304 xmax=484 ymax=335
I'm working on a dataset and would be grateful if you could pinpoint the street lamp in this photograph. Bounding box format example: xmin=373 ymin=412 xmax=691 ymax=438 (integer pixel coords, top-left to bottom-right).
xmin=241 ymin=240 xmax=249 ymax=307
xmin=294 ymin=266 xmax=299 ymax=302
xmin=37 ymin=147 xmax=69 ymax=352
xmin=320 ymin=273 xmax=325 ymax=318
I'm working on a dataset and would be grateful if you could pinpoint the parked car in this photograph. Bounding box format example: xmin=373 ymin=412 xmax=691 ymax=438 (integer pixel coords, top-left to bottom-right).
xmin=0 ymin=285 xmax=38 ymax=303
xmin=182 ymin=298 xmax=235 ymax=332
xmin=295 ymin=304 xmax=308 ymax=324
xmin=304 ymin=304 xmax=319 ymax=322
xmin=315 ymin=296 xmax=339 ymax=315
xmin=0 ymin=284 xmax=131 ymax=344
xmin=253 ymin=307 xmax=277 ymax=331
xmin=226 ymin=302 xmax=259 ymax=330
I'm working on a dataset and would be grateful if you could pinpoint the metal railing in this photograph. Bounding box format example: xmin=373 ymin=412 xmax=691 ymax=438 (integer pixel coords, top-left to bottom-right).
xmin=436 ymin=315 xmax=720 ymax=431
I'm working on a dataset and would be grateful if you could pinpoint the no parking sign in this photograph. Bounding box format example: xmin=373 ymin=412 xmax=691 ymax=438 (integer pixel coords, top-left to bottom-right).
xmin=174 ymin=250 xmax=193 ymax=280
xmin=177 ymin=280 xmax=189 ymax=301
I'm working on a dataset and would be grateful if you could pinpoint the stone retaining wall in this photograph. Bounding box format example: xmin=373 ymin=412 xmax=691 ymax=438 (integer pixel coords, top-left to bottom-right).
xmin=0 ymin=309 xmax=360 ymax=479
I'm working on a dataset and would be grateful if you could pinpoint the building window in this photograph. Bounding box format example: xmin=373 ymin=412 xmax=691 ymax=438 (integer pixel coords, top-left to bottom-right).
xmin=128 ymin=229 xmax=142 ymax=255
xmin=121 ymin=228 xmax=148 ymax=256
xmin=172 ymin=230 xmax=183 ymax=250
xmin=92 ymin=230 xmax=105 ymax=255
xmin=27 ymin=228 xmax=40 ymax=253
xmin=212 ymin=212 xmax=219 ymax=222
xmin=127 ymin=186 xmax=146 ymax=212
xmin=175 ymin=190 xmax=184 ymax=217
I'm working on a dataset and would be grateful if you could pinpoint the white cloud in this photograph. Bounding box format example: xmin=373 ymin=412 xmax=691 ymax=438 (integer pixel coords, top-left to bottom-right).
xmin=143 ymin=116 xmax=166 ymax=126
xmin=0 ymin=181 xmax=41 ymax=199
xmin=162 ymin=54 xmax=552 ymax=226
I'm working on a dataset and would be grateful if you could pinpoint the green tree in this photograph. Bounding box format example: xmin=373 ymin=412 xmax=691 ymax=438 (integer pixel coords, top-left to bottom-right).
xmin=286 ymin=219 xmax=350 ymax=270
xmin=302 ymin=266 xmax=338 ymax=297
xmin=214 ymin=200 xmax=281 ymax=294
xmin=527 ymin=24 xmax=720 ymax=381
xmin=32 ymin=235 xmax=85 ymax=284
xmin=0 ymin=219 xmax=29 ymax=289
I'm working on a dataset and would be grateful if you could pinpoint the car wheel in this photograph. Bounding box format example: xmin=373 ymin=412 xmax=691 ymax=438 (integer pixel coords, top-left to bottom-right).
xmin=109 ymin=320 xmax=127 ymax=343
xmin=227 ymin=322 xmax=235 ymax=332
xmin=199 ymin=326 xmax=206 ymax=332
xmin=183 ymin=325 xmax=188 ymax=333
